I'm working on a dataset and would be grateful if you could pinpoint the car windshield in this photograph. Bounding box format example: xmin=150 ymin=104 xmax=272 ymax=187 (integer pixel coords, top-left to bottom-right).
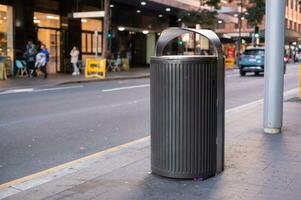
xmin=243 ymin=49 xmax=264 ymax=56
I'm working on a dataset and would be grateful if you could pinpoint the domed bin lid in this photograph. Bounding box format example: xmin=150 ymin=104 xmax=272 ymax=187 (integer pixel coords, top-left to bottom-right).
xmin=155 ymin=27 xmax=223 ymax=60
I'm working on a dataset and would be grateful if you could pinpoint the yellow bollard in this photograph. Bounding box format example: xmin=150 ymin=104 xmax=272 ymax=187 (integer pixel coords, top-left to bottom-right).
xmin=299 ymin=64 xmax=301 ymax=100
xmin=85 ymin=58 xmax=106 ymax=79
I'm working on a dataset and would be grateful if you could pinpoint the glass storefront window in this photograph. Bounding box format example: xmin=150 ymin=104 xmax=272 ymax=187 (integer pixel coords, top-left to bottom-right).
xmin=81 ymin=19 xmax=102 ymax=55
xmin=81 ymin=33 xmax=86 ymax=52
xmin=87 ymin=33 xmax=92 ymax=53
xmin=34 ymin=12 xmax=60 ymax=28
xmin=0 ymin=4 xmax=13 ymax=74
xmin=0 ymin=4 xmax=12 ymax=56
xmin=98 ymin=34 xmax=102 ymax=53
xmin=81 ymin=19 xmax=102 ymax=32
xmin=92 ymin=33 xmax=102 ymax=53
xmin=34 ymin=12 xmax=61 ymax=73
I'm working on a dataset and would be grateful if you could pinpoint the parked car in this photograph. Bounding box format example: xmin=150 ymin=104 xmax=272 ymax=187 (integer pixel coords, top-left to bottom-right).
xmin=239 ymin=47 xmax=286 ymax=76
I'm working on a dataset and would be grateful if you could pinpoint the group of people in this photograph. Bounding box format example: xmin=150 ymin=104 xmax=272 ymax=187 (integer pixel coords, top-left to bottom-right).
xmin=24 ymin=40 xmax=49 ymax=79
xmin=24 ymin=40 xmax=81 ymax=79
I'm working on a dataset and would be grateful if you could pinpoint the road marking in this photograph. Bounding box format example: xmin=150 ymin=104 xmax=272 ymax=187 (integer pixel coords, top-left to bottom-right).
xmin=102 ymin=84 xmax=150 ymax=92
xmin=33 ymin=85 xmax=83 ymax=92
xmin=0 ymin=88 xmax=34 ymax=95
xmin=0 ymin=87 xmax=298 ymax=199
xmin=0 ymin=85 xmax=83 ymax=95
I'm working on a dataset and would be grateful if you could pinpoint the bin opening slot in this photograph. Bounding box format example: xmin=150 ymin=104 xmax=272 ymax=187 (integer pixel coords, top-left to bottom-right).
xmin=161 ymin=33 xmax=216 ymax=56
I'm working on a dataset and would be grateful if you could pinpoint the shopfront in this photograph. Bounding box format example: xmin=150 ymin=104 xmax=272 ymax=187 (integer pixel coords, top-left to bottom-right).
xmin=81 ymin=18 xmax=102 ymax=62
xmin=34 ymin=12 xmax=61 ymax=74
xmin=109 ymin=1 xmax=176 ymax=67
xmin=0 ymin=0 xmax=184 ymax=76
xmin=0 ymin=4 xmax=13 ymax=75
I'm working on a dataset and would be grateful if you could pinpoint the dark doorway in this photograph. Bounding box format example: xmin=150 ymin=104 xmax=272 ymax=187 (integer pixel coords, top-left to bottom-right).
xmin=131 ymin=33 xmax=147 ymax=67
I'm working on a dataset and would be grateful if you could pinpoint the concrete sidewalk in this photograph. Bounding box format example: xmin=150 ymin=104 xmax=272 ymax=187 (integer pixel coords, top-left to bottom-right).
xmin=1 ymin=91 xmax=301 ymax=200
xmin=0 ymin=68 xmax=150 ymax=91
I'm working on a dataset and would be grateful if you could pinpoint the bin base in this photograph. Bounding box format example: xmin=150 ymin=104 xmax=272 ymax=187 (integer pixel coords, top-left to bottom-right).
xmin=151 ymin=166 xmax=217 ymax=180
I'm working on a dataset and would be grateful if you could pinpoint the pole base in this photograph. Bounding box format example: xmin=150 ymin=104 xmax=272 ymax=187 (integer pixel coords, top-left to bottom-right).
xmin=264 ymin=128 xmax=281 ymax=134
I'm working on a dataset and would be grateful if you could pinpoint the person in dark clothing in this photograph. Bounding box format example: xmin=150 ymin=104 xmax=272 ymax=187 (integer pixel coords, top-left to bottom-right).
xmin=24 ymin=40 xmax=37 ymax=77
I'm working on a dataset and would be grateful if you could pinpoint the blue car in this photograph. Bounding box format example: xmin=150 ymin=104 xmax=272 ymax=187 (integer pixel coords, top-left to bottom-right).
xmin=239 ymin=47 xmax=265 ymax=76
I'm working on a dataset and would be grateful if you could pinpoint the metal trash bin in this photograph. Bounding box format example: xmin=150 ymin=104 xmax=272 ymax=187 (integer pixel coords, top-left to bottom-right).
xmin=150 ymin=28 xmax=225 ymax=179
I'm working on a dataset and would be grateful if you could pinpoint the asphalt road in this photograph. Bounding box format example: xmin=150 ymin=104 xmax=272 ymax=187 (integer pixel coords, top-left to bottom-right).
xmin=0 ymin=64 xmax=299 ymax=184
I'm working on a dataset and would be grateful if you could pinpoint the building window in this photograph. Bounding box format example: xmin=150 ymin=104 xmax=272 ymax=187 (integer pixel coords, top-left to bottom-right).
xmin=33 ymin=12 xmax=60 ymax=28
xmin=0 ymin=5 xmax=13 ymax=57
xmin=294 ymin=22 xmax=297 ymax=31
xmin=34 ymin=12 xmax=61 ymax=73
xmin=87 ymin=33 xmax=92 ymax=53
xmin=81 ymin=33 xmax=86 ymax=52
xmin=81 ymin=19 xmax=102 ymax=54
xmin=81 ymin=19 xmax=102 ymax=32
xmin=290 ymin=20 xmax=293 ymax=29
xmin=247 ymin=22 xmax=253 ymax=29
xmin=0 ymin=4 xmax=14 ymax=74
xmin=235 ymin=22 xmax=239 ymax=29
xmin=291 ymin=0 xmax=294 ymax=9
xmin=216 ymin=21 xmax=225 ymax=29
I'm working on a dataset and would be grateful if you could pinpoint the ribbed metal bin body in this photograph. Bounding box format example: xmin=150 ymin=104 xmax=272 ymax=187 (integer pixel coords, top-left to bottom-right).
xmin=150 ymin=56 xmax=218 ymax=179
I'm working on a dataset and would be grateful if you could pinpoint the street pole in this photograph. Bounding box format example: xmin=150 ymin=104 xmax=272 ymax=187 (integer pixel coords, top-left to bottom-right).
xmin=264 ymin=0 xmax=286 ymax=134
xmin=236 ymin=0 xmax=242 ymax=62
xmin=102 ymin=0 xmax=110 ymax=58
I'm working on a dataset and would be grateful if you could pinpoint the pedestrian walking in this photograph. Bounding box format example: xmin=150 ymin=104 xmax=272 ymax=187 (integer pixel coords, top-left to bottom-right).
xmin=35 ymin=44 xmax=49 ymax=79
xmin=70 ymin=46 xmax=80 ymax=75
xmin=24 ymin=40 xmax=37 ymax=77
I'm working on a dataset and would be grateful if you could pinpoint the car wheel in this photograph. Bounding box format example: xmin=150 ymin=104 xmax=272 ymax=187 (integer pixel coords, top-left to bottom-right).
xmin=240 ymin=70 xmax=246 ymax=76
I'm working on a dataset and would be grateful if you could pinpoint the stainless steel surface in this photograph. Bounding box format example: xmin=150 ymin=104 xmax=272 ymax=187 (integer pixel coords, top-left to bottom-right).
xmin=150 ymin=28 xmax=224 ymax=178
xmin=264 ymin=0 xmax=285 ymax=134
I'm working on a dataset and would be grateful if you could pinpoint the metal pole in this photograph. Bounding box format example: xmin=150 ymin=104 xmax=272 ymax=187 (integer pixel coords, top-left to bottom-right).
xmin=236 ymin=0 xmax=242 ymax=62
xmin=264 ymin=0 xmax=286 ymax=134
xmin=102 ymin=0 xmax=110 ymax=58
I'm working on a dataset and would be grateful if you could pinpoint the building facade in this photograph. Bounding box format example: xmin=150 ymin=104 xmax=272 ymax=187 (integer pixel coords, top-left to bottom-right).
xmin=1 ymin=0 xmax=300 ymax=76
xmin=216 ymin=0 xmax=301 ymax=57
xmin=0 ymin=0 xmax=200 ymax=76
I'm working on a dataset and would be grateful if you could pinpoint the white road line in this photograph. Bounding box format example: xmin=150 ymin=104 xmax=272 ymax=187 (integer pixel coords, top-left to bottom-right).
xmin=102 ymin=84 xmax=150 ymax=92
xmin=0 ymin=85 xmax=83 ymax=95
xmin=0 ymin=88 xmax=34 ymax=95
xmin=33 ymin=85 xmax=83 ymax=92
